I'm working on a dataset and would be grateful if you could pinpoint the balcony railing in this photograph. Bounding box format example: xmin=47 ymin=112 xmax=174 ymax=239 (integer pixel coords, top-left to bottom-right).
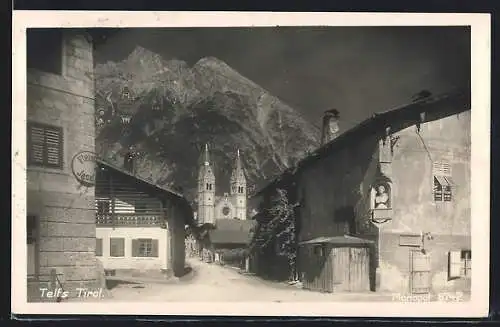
xmin=96 ymin=213 xmax=162 ymax=227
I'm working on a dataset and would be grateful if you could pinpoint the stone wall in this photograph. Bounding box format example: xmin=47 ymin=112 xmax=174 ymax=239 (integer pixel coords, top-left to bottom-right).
xmin=26 ymin=30 xmax=100 ymax=301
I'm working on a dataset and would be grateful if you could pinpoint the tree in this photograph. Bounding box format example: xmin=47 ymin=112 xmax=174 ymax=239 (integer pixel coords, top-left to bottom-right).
xmin=249 ymin=188 xmax=299 ymax=281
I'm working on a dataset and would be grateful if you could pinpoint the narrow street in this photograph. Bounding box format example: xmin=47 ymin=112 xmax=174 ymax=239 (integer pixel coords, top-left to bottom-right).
xmin=97 ymin=259 xmax=396 ymax=302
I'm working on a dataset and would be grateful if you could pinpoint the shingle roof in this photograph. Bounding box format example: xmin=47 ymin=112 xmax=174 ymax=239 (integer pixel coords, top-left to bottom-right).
xmin=97 ymin=159 xmax=184 ymax=198
xmin=208 ymin=219 xmax=256 ymax=245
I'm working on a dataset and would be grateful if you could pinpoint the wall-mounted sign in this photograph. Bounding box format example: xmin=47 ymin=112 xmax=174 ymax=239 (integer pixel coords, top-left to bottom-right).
xmin=71 ymin=151 xmax=97 ymax=187
xmin=399 ymin=234 xmax=422 ymax=247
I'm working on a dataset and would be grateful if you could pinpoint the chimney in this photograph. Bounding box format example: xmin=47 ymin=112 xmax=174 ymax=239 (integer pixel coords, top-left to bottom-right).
xmin=320 ymin=109 xmax=340 ymax=146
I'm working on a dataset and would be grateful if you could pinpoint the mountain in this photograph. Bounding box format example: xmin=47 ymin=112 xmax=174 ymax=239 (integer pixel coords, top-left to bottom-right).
xmin=94 ymin=46 xmax=320 ymax=203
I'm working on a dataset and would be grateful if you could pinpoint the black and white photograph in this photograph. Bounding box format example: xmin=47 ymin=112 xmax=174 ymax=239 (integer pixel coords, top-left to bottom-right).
xmin=12 ymin=11 xmax=490 ymax=317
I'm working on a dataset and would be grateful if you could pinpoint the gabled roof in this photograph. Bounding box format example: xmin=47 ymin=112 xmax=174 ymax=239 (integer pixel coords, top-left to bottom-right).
xmin=253 ymin=88 xmax=470 ymax=197
xmin=97 ymin=159 xmax=195 ymax=225
xmin=208 ymin=219 xmax=256 ymax=245
xmin=96 ymin=158 xmax=184 ymax=200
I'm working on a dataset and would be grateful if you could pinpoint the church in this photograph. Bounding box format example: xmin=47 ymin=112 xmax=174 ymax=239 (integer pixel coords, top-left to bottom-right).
xmin=196 ymin=144 xmax=248 ymax=224
xmin=194 ymin=144 xmax=256 ymax=266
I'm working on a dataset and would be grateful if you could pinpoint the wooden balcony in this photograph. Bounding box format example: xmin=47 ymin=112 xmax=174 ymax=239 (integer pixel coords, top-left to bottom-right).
xmin=96 ymin=213 xmax=163 ymax=227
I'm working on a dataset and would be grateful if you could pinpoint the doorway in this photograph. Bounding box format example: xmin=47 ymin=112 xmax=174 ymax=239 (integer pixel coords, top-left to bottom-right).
xmin=409 ymin=249 xmax=431 ymax=294
xmin=332 ymin=247 xmax=371 ymax=292
xmin=27 ymin=215 xmax=38 ymax=279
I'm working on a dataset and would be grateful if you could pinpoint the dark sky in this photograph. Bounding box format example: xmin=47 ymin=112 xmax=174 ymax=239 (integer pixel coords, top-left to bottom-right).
xmin=94 ymin=26 xmax=470 ymax=131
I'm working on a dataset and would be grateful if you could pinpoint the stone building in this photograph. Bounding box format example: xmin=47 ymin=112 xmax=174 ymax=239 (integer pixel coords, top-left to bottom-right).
xmin=26 ymin=29 xmax=101 ymax=301
xmin=254 ymin=89 xmax=471 ymax=294
xmin=196 ymin=145 xmax=248 ymax=224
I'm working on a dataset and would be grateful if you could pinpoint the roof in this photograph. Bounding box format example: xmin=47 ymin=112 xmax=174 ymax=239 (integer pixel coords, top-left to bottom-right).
xmin=208 ymin=219 xmax=256 ymax=245
xmin=299 ymin=235 xmax=375 ymax=246
xmin=96 ymin=159 xmax=184 ymax=199
xmin=253 ymin=88 xmax=470 ymax=197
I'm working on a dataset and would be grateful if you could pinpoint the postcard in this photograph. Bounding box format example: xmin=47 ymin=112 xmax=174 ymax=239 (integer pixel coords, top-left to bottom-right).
xmin=12 ymin=11 xmax=490 ymax=317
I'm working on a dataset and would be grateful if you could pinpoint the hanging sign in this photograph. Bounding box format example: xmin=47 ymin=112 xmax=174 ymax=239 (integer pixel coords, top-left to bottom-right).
xmin=399 ymin=234 xmax=422 ymax=247
xmin=71 ymin=151 xmax=97 ymax=187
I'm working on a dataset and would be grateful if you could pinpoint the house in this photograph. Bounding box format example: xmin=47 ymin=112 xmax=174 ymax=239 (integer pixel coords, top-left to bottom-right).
xmin=95 ymin=159 xmax=193 ymax=277
xmin=254 ymin=89 xmax=471 ymax=294
xmin=26 ymin=29 xmax=101 ymax=302
xmin=198 ymin=218 xmax=256 ymax=269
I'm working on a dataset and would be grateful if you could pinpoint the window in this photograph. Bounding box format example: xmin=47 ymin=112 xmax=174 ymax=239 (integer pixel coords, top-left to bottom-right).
xmin=461 ymin=250 xmax=472 ymax=278
xmin=433 ymin=161 xmax=454 ymax=202
xmin=110 ymin=238 xmax=125 ymax=257
xmin=132 ymin=238 xmax=158 ymax=257
xmin=27 ymin=122 xmax=64 ymax=169
xmin=448 ymin=249 xmax=471 ymax=280
xmin=95 ymin=238 xmax=103 ymax=256
xmin=238 ymin=186 xmax=244 ymax=194
xmin=206 ymin=183 xmax=212 ymax=191
xmin=27 ymin=28 xmax=63 ymax=75
xmin=27 ymin=215 xmax=37 ymax=244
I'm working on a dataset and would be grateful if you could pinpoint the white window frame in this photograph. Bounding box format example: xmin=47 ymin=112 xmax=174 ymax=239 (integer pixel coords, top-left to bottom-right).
xmin=448 ymin=249 xmax=471 ymax=280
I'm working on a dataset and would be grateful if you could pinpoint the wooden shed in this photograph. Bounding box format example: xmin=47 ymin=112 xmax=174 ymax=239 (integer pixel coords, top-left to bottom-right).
xmin=299 ymin=235 xmax=376 ymax=293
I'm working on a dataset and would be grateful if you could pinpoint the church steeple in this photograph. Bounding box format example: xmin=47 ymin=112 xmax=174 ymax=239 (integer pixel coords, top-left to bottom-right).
xmin=202 ymin=143 xmax=210 ymax=166
xmin=230 ymin=148 xmax=247 ymax=220
xmin=197 ymin=143 xmax=215 ymax=225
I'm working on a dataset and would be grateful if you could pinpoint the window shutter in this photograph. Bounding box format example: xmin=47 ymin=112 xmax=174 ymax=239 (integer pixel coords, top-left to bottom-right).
xmin=132 ymin=239 xmax=139 ymax=257
xmin=45 ymin=127 xmax=63 ymax=167
xmin=95 ymin=238 xmax=103 ymax=256
xmin=110 ymin=238 xmax=125 ymax=257
xmin=448 ymin=250 xmax=462 ymax=279
xmin=433 ymin=177 xmax=443 ymax=201
xmin=28 ymin=125 xmax=45 ymax=165
xmin=151 ymin=239 xmax=159 ymax=257
xmin=27 ymin=122 xmax=63 ymax=168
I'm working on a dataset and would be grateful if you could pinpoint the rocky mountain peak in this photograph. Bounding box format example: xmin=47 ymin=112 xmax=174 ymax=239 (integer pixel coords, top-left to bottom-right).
xmin=94 ymin=47 xmax=320 ymax=202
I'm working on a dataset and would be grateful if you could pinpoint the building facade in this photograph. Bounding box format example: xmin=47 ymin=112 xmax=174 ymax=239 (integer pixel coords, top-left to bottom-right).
xmin=255 ymin=90 xmax=471 ymax=295
xmin=95 ymin=160 xmax=191 ymax=277
xmin=26 ymin=29 xmax=101 ymax=301
xmin=196 ymin=145 xmax=248 ymax=225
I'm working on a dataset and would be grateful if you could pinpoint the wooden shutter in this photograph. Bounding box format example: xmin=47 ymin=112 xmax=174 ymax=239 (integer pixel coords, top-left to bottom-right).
xmin=110 ymin=238 xmax=125 ymax=257
xmin=27 ymin=122 xmax=63 ymax=169
xmin=151 ymin=239 xmax=159 ymax=257
xmin=132 ymin=239 xmax=139 ymax=257
xmin=448 ymin=250 xmax=462 ymax=279
xmin=433 ymin=177 xmax=443 ymax=201
xmin=95 ymin=238 xmax=103 ymax=256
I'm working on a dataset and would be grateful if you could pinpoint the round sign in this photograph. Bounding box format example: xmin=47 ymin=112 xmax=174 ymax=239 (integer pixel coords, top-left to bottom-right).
xmin=71 ymin=151 xmax=97 ymax=187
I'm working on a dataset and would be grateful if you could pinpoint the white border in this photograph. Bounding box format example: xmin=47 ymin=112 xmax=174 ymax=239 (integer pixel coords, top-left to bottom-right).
xmin=12 ymin=11 xmax=491 ymax=317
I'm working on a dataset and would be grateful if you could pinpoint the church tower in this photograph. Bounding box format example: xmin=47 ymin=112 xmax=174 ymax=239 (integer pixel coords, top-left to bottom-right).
xmin=230 ymin=149 xmax=247 ymax=220
xmin=197 ymin=144 xmax=215 ymax=225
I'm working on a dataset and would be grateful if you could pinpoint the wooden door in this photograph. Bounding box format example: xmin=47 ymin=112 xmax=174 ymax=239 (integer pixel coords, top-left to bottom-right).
xmin=332 ymin=247 xmax=370 ymax=292
xmin=331 ymin=247 xmax=350 ymax=292
xmin=348 ymin=247 xmax=370 ymax=292
xmin=409 ymin=250 xmax=431 ymax=294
